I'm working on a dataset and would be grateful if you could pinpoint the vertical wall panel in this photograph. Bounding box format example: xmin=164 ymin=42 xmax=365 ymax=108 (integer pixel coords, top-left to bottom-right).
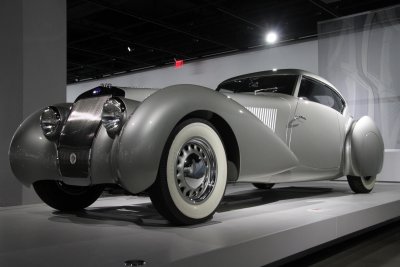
xmin=0 ymin=0 xmax=23 ymax=206
xmin=0 ymin=0 xmax=66 ymax=206
xmin=21 ymin=0 xmax=66 ymax=204
xmin=319 ymin=5 xmax=400 ymax=181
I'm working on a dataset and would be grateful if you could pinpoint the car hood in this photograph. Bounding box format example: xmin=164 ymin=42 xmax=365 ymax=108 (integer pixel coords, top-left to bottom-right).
xmin=123 ymin=87 xmax=160 ymax=102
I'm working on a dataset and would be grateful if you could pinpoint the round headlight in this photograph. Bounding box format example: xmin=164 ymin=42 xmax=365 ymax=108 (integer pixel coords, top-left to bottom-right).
xmin=101 ymin=98 xmax=126 ymax=137
xmin=40 ymin=106 xmax=62 ymax=139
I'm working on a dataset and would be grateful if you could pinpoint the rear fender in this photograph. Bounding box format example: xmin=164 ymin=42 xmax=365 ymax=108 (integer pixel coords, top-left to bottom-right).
xmin=344 ymin=116 xmax=384 ymax=177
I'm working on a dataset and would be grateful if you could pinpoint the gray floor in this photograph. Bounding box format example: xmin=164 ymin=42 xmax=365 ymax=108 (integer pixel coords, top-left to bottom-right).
xmin=283 ymin=218 xmax=400 ymax=267
xmin=1 ymin=181 xmax=400 ymax=267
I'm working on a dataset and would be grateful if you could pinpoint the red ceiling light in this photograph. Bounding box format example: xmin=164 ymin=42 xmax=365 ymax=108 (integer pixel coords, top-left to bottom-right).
xmin=174 ymin=59 xmax=184 ymax=69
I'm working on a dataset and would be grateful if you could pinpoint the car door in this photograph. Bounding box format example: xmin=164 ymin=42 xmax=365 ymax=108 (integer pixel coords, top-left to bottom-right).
xmin=289 ymin=76 xmax=345 ymax=170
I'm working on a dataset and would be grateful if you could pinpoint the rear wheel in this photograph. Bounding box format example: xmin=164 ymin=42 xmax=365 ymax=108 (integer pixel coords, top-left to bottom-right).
xmin=347 ymin=175 xmax=376 ymax=193
xmin=33 ymin=180 xmax=104 ymax=211
xmin=149 ymin=119 xmax=227 ymax=225
xmin=252 ymin=183 xmax=275 ymax=190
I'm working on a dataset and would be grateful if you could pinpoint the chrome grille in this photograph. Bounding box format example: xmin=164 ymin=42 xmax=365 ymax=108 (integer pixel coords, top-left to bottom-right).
xmin=58 ymin=96 xmax=109 ymax=178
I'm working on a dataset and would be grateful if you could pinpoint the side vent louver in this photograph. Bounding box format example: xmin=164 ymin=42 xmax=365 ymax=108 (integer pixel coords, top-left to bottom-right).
xmin=246 ymin=107 xmax=277 ymax=132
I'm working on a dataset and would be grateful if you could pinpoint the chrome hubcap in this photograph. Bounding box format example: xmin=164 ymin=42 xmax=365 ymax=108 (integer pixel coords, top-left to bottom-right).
xmin=175 ymin=138 xmax=217 ymax=204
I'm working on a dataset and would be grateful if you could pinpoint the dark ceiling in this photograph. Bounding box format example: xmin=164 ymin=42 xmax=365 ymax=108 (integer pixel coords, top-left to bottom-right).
xmin=67 ymin=0 xmax=398 ymax=84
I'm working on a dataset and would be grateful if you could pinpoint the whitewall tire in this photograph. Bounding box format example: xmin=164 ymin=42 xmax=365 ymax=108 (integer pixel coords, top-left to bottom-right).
xmin=149 ymin=119 xmax=227 ymax=225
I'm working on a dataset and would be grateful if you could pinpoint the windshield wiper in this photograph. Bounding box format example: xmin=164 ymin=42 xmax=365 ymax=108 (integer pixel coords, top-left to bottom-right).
xmin=254 ymin=87 xmax=278 ymax=95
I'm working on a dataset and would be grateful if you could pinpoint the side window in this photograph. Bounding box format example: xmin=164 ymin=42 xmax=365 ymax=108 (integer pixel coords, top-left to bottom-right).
xmin=298 ymin=77 xmax=344 ymax=113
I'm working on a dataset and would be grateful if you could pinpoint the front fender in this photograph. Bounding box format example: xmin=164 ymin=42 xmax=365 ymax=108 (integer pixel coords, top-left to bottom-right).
xmin=115 ymin=85 xmax=298 ymax=193
xmin=9 ymin=103 xmax=72 ymax=186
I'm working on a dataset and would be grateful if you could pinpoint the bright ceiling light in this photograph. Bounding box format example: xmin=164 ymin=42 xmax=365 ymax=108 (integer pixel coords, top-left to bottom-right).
xmin=265 ymin=32 xmax=278 ymax=44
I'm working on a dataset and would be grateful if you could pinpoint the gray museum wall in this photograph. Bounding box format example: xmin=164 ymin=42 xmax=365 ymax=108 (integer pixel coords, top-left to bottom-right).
xmin=0 ymin=0 xmax=66 ymax=207
xmin=66 ymin=40 xmax=319 ymax=100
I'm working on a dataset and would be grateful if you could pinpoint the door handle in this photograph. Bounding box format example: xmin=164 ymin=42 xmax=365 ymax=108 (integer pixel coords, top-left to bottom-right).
xmin=294 ymin=115 xmax=307 ymax=120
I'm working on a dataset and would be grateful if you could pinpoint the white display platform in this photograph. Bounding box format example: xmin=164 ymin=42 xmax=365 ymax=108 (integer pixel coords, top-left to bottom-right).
xmin=1 ymin=181 xmax=400 ymax=267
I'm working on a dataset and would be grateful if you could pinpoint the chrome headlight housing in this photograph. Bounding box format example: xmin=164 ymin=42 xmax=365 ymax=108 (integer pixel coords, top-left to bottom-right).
xmin=40 ymin=106 xmax=62 ymax=139
xmin=101 ymin=98 xmax=126 ymax=137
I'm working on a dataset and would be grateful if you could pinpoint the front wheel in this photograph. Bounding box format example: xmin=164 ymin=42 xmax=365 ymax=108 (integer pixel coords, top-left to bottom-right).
xmin=149 ymin=119 xmax=227 ymax=225
xmin=33 ymin=180 xmax=104 ymax=211
xmin=347 ymin=175 xmax=376 ymax=193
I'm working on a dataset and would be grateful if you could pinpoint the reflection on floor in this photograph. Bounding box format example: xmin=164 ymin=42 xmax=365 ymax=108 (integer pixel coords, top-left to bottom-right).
xmin=83 ymin=185 xmax=334 ymax=227
xmin=1 ymin=181 xmax=400 ymax=267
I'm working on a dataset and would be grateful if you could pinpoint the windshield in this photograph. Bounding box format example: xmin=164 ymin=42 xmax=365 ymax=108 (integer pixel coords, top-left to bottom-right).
xmin=217 ymin=75 xmax=298 ymax=96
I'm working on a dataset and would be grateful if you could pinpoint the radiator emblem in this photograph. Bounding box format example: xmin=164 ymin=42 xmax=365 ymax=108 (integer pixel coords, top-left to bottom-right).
xmin=70 ymin=153 xmax=77 ymax=165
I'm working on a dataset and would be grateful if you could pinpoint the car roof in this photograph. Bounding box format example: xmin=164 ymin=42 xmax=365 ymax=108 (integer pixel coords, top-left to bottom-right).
xmin=218 ymin=69 xmax=345 ymax=100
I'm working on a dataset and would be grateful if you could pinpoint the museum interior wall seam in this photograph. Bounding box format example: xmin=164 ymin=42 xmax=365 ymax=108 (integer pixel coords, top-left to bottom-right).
xmin=0 ymin=0 xmax=66 ymax=207
xmin=66 ymin=40 xmax=319 ymax=101
xmin=318 ymin=5 xmax=400 ymax=182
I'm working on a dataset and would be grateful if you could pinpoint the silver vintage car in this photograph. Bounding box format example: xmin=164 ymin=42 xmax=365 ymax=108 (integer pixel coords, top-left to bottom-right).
xmin=9 ymin=69 xmax=384 ymax=225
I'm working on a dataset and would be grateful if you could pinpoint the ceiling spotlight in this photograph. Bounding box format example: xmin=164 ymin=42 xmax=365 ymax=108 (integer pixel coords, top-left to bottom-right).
xmin=127 ymin=46 xmax=133 ymax=52
xmin=265 ymin=32 xmax=278 ymax=44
